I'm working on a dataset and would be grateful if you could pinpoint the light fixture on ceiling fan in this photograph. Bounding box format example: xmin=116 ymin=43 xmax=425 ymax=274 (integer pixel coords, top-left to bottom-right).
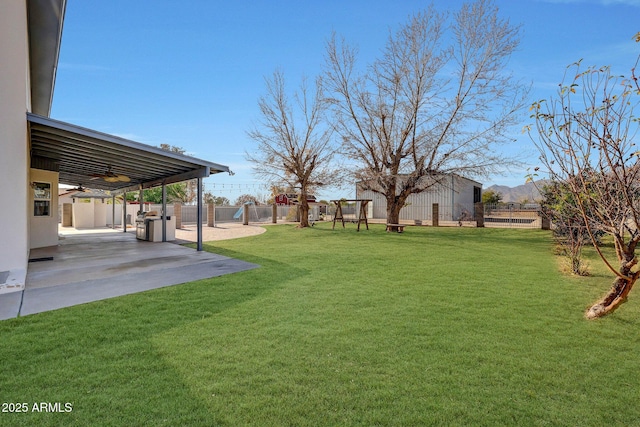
xmin=89 ymin=165 xmax=131 ymax=183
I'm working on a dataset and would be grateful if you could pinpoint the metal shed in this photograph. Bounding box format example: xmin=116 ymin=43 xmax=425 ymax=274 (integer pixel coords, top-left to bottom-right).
xmin=356 ymin=174 xmax=482 ymax=223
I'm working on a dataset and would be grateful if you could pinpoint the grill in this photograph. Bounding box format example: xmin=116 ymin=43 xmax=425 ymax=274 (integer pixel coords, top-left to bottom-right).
xmin=135 ymin=211 xmax=175 ymax=241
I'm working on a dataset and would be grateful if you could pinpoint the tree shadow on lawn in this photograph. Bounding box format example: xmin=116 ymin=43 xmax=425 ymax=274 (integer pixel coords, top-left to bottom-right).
xmin=311 ymin=221 xmax=552 ymax=240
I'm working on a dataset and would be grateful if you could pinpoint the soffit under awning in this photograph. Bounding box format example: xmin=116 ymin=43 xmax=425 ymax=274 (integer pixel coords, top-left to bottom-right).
xmin=27 ymin=0 xmax=67 ymax=117
xmin=28 ymin=113 xmax=229 ymax=192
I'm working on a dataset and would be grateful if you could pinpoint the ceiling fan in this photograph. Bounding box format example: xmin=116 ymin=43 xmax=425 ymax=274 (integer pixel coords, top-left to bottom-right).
xmin=89 ymin=165 xmax=131 ymax=183
xmin=72 ymin=184 xmax=86 ymax=192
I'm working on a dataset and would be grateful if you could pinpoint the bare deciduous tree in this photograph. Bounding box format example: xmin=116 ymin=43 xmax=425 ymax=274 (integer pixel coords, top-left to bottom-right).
xmin=247 ymin=71 xmax=338 ymax=227
xmin=323 ymin=0 xmax=528 ymax=229
xmin=530 ymin=53 xmax=640 ymax=319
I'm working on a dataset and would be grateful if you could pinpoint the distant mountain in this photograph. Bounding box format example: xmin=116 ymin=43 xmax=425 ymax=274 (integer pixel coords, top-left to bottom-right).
xmin=484 ymin=181 xmax=546 ymax=203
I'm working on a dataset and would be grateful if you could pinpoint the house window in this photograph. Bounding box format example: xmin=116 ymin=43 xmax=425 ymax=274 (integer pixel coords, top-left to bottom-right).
xmin=33 ymin=182 xmax=51 ymax=216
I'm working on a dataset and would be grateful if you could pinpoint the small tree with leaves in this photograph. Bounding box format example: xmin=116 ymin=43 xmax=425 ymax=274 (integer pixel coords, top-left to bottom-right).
xmin=482 ymin=190 xmax=503 ymax=205
xmin=530 ymin=45 xmax=640 ymax=318
xmin=204 ymin=191 xmax=230 ymax=206
xmin=539 ymin=181 xmax=589 ymax=276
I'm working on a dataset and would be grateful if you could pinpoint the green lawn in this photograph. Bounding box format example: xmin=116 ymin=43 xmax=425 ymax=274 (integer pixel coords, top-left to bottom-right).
xmin=1 ymin=223 xmax=639 ymax=426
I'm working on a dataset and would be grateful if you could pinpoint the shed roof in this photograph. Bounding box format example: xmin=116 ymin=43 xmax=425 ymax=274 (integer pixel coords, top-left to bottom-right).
xmin=60 ymin=189 xmax=111 ymax=199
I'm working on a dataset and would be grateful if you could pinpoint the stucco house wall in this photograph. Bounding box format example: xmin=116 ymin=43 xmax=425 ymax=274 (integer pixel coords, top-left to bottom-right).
xmin=71 ymin=198 xmax=108 ymax=229
xmin=72 ymin=202 xmax=94 ymax=229
xmin=93 ymin=200 xmax=107 ymax=227
xmin=0 ymin=1 xmax=31 ymax=290
xmin=60 ymin=190 xmax=111 ymax=228
xmin=29 ymin=168 xmax=59 ymax=248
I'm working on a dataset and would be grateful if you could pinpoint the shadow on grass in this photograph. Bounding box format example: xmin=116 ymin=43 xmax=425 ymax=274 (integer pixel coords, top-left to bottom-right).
xmin=6 ymin=223 xmax=640 ymax=425
xmin=0 ymin=248 xmax=311 ymax=426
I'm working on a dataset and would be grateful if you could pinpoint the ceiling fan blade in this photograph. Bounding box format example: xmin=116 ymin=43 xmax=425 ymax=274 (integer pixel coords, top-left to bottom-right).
xmin=103 ymin=175 xmax=130 ymax=183
xmin=90 ymin=165 xmax=130 ymax=183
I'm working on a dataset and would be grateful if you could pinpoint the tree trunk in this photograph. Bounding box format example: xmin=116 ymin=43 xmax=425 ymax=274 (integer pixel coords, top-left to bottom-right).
xmin=585 ymin=272 xmax=639 ymax=319
xmin=386 ymin=199 xmax=403 ymax=232
xmin=298 ymin=196 xmax=310 ymax=228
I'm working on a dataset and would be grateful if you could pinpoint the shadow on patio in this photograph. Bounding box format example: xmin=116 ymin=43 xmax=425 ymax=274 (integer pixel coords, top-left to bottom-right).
xmin=0 ymin=228 xmax=259 ymax=320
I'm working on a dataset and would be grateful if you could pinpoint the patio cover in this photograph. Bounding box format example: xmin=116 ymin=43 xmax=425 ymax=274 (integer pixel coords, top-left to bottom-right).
xmin=28 ymin=113 xmax=229 ymax=191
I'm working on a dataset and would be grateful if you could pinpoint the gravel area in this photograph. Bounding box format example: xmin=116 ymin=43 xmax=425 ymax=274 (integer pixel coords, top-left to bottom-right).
xmin=174 ymin=223 xmax=268 ymax=242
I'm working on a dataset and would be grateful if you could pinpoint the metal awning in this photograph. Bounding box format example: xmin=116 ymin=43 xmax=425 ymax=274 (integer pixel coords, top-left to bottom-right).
xmin=28 ymin=113 xmax=229 ymax=192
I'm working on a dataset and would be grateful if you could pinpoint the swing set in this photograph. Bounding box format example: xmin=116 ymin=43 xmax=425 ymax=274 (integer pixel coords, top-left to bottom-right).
xmin=330 ymin=199 xmax=372 ymax=232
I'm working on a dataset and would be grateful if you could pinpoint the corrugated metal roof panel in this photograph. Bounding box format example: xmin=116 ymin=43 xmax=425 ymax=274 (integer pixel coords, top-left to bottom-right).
xmin=28 ymin=113 xmax=229 ymax=192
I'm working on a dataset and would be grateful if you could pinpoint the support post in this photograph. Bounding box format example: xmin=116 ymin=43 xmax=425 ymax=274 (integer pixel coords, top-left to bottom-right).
xmin=139 ymin=185 xmax=144 ymax=215
xmin=162 ymin=183 xmax=167 ymax=242
xmin=474 ymin=202 xmax=485 ymax=228
xmin=207 ymin=203 xmax=215 ymax=227
xmin=332 ymin=200 xmax=345 ymax=229
xmin=174 ymin=203 xmax=182 ymax=229
xmin=272 ymin=204 xmax=277 ymax=224
xmin=432 ymin=203 xmax=439 ymax=227
xmin=112 ymin=194 xmax=116 ymax=229
xmin=541 ymin=214 xmax=550 ymax=230
xmin=243 ymin=204 xmax=249 ymax=225
xmin=197 ymin=178 xmax=203 ymax=251
xmin=123 ymin=192 xmax=127 ymax=233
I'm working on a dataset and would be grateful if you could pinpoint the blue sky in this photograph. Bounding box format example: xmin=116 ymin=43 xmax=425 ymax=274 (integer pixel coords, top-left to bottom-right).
xmin=52 ymin=0 xmax=640 ymax=202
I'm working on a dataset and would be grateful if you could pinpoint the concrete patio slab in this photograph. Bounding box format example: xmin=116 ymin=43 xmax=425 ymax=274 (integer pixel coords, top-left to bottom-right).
xmin=0 ymin=228 xmax=259 ymax=320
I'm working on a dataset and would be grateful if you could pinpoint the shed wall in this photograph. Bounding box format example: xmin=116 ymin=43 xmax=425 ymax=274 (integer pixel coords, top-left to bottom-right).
xmin=356 ymin=175 xmax=481 ymax=221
